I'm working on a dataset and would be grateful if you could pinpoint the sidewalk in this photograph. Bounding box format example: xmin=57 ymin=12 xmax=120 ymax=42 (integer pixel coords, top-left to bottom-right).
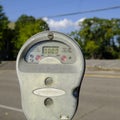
xmin=86 ymin=59 xmax=120 ymax=71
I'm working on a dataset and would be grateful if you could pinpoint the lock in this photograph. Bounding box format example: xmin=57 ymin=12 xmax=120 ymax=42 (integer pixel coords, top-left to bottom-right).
xmin=16 ymin=31 xmax=85 ymax=120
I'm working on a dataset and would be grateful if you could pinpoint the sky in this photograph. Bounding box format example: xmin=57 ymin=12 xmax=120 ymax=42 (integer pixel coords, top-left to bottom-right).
xmin=1 ymin=0 xmax=120 ymax=33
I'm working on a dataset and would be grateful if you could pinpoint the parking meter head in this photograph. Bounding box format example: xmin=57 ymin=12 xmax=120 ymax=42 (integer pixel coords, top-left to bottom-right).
xmin=16 ymin=31 xmax=85 ymax=120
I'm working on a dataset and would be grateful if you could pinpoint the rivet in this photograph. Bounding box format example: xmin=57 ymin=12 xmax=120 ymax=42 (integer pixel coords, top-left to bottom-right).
xmin=48 ymin=32 xmax=54 ymax=40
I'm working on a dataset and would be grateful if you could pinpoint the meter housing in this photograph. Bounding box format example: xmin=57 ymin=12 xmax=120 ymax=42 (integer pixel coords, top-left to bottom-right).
xmin=16 ymin=31 xmax=85 ymax=120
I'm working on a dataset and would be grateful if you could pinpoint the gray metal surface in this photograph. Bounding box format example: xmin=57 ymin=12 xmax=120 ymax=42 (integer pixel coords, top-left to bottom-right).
xmin=16 ymin=31 xmax=85 ymax=120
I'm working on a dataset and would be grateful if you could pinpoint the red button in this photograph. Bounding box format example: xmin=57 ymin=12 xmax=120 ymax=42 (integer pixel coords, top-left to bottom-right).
xmin=35 ymin=55 xmax=41 ymax=61
xmin=61 ymin=55 xmax=67 ymax=62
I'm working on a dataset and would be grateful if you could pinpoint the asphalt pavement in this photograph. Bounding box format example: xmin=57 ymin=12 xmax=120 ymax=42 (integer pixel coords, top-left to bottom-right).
xmin=74 ymin=71 xmax=120 ymax=120
xmin=0 ymin=61 xmax=120 ymax=120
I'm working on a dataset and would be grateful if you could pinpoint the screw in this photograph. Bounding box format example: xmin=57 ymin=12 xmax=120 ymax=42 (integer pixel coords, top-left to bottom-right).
xmin=48 ymin=32 xmax=54 ymax=40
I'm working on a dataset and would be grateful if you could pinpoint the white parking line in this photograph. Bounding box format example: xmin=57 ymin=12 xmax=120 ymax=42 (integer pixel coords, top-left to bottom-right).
xmin=0 ymin=104 xmax=23 ymax=113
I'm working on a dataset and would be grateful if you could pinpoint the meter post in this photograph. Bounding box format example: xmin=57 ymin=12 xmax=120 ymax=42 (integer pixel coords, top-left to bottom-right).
xmin=16 ymin=31 xmax=85 ymax=120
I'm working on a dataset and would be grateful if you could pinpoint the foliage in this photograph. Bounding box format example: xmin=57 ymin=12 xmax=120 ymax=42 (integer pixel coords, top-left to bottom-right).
xmin=2 ymin=28 xmax=15 ymax=60
xmin=70 ymin=17 xmax=120 ymax=59
xmin=0 ymin=5 xmax=9 ymax=60
xmin=84 ymin=41 xmax=99 ymax=59
xmin=0 ymin=5 xmax=50 ymax=60
xmin=0 ymin=5 xmax=9 ymax=48
xmin=12 ymin=14 xmax=49 ymax=58
xmin=0 ymin=4 xmax=120 ymax=60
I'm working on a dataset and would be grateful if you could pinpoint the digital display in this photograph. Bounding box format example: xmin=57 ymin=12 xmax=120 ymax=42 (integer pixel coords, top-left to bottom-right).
xmin=43 ymin=46 xmax=59 ymax=55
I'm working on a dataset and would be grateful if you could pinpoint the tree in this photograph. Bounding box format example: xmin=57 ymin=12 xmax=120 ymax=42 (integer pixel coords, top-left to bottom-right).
xmin=73 ymin=17 xmax=120 ymax=59
xmin=15 ymin=15 xmax=35 ymax=31
xmin=70 ymin=31 xmax=83 ymax=47
xmin=85 ymin=41 xmax=99 ymax=59
xmin=2 ymin=28 xmax=15 ymax=60
xmin=13 ymin=15 xmax=49 ymax=57
xmin=0 ymin=5 xmax=9 ymax=60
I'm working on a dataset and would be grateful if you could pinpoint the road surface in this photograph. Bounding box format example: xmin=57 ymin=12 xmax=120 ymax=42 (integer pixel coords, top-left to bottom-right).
xmin=74 ymin=71 xmax=120 ymax=120
xmin=0 ymin=62 xmax=120 ymax=120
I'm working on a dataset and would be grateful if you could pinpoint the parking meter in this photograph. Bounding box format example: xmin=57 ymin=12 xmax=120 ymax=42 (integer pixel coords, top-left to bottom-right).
xmin=16 ymin=31 xmax=85 ymax=120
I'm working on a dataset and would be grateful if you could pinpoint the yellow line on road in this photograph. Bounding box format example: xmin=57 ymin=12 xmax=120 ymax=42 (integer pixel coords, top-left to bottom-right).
xmin=85 ymin=74 xmax=120 ymax=79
